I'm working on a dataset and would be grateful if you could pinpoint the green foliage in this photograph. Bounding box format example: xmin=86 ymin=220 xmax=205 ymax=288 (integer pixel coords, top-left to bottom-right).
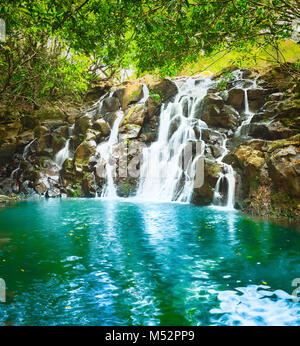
xmin=217 ymin=80 xmax=227 ymax=92
xmin=217 ymin=71 xmax=235 ymax=91
xmin=120 ymin=183 xmax=130 ymax=195
xmin=149 ymin=92 xmax=162 ymax=103
xmin=0 ymin=0 xmax=298 ymax=114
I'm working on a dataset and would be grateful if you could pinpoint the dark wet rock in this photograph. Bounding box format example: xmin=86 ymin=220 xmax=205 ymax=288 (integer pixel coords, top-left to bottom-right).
xmin=192 ymin=159 xmax=222 ymax=205
xmin=0 ymin=143 xmax=17 ymax=164
xmin=98 ymin=97 xmax=120 ymax=114
xmin=21 ymin=115 xmax=40 ymax=129
xmin=226 ymin=88 xmax=245 ymax=111
xmin=201 ymin=102 xmax=239 ymax=130
xmin=247 ymin=89 xmax=268 ymax=112
xmin=249 ymin=122 xmax=298 ymax=140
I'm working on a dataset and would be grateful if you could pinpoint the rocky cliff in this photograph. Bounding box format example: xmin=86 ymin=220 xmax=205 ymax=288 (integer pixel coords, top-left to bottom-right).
xmin=0 ymin=65 xmax=299 ymax=220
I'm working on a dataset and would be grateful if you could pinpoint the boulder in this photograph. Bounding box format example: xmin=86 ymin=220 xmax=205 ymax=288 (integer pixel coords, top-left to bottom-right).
xmin=0 ymin=143 xmax=17 ymax=164
xmin=0 ymin=121 xmax=21 ymax=145
xmin=119 ymin=124 xmax=142 ymax=140
xmin=74 ymin=115 xmax=92 ymax=137
xmin=85 ymin=129 xmax=102 ymax=142
xmin=247 ymin=89 xmax=268 ymax=112
xmin=34 ymin=182 xmax=47 ymax=195
xmin=45 ymin=188 xmax=61 ymax=198
xmin=268 ymin=92 xmax=284 ymax=101
xmin=34 ymin=125 xmax=48 ymax=137
xmin=249 ymin=122 xmax=298 ymax=140
xmin=268 ymin=145 xmax=300 ymax=198
xmin=192 ymin=159 xmax=223 ymax=205
xmin=16 ymin=131 xmax=35 ymax=147
xmin=146 ymin=97 xmax=161 ymax=118
xmin=21 ymin=115 xmax=40 ymax=129
xmin=201 ymin=102 xmax=239 ymax=130
xmin=225 ymin=145 xmax=265 ymax=176
xmin=146 ymin=76 xmax=178 ymax=102
xmin=226 ymin=88 xmax=245 ymax=111
xmin=92 ymin=119 xmax=110 ymax=136
xmin=118 ymin=83 xmax=144 ymax=110
xmin=98 ymin=96 xmax=120 ymax=114
xmin=121 ymin=104 xmax=147 ymax=127
xmin=75 ymin=140 xmax=96 ymax=164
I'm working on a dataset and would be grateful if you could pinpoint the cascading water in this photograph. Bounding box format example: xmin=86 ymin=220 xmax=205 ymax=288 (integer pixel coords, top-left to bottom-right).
xmin=95 ymin=76 xmax=245 ymax=208
xmin=136 ymin=77 xmax=211 ymax=203
xmin=54 ymin=125 xmax=74 ymax=168
xmin=96 ymin=110 xmax=125 ymax=198
xmin=23 ymin=138 xmax=37 ymax=160
xmin=11 ymin=138 xmax=37 ymax=179
xmin=212 ymin=136 xmax=235 ymax=210
xmin=235 ymin=73 xmax=260 ymax=137
xmin=95 ymin=84 xmax=150 ymax=199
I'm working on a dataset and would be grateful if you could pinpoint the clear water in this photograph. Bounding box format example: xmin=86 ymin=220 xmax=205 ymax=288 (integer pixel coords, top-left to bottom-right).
xmin=0 ymin=199 xmax=299 ymax=326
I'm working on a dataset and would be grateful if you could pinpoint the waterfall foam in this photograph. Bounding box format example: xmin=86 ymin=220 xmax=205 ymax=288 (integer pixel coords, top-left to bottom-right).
xmin=136 ymin=78 xmax=211 ymax=203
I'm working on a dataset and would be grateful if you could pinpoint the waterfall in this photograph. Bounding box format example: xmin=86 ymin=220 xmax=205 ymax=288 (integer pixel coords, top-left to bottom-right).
xmin=212 ymin=136 xmax=236 ymax=210
xmin=10 ymin=138 xmax=37 ymax=180
xmin=23 ymin=138 xmax=37 ymax=159
xmin=94 ymin=75 xmax=252 ymax=208
xmin=136 ymin=78 xmax=211 ymax=203
xmin=235 ymin=74 xmax=260 ymax=137
xmin=54 ymin=125 xmax=74 ymax=168
xmin=96 ymin=110 xmax=125 ymax=198
xmin=94 ymin=84 xmax=149 ymax=198
xmin=139 ymin=84 xmax=150 ymax=104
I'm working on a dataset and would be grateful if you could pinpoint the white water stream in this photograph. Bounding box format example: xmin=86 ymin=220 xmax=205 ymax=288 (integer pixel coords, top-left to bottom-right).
xmin=95 ymin=72 xmax=261 ymax=208
xmin=54 ymin=125 xmax=74 ymax=168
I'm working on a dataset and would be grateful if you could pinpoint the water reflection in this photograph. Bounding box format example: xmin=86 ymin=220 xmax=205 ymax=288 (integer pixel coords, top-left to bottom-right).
xmin=0 ymin=199 xmax=299 ymax=325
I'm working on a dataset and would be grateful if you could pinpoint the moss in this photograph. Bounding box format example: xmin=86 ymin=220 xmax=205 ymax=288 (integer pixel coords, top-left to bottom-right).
xmin=248 ymin=174 xmax=259 ymax=192
xmin=267 ymin=134 xmax=300 ymax=153
xmin=149 ymin=87 xmax=162 ymax=103
xmin=70 ymin=184 xmax=82 ymax=197
xmin=270 ymin=190 xmax=300 ymax=219
xmin=120 ymin=183 xmax=130 ymax=195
